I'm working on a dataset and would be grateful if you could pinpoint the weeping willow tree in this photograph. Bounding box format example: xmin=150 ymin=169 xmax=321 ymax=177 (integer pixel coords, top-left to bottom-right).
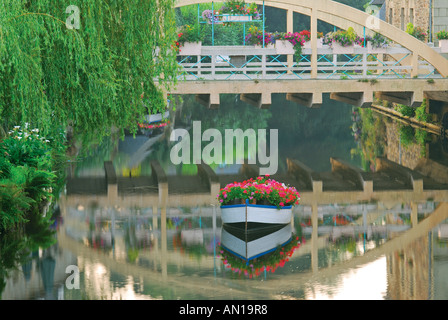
xmin=0 ymin=0 xmax=180 ymax=140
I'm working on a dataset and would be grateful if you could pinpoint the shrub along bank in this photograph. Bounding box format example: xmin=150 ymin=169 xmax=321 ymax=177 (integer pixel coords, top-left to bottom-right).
xmin=0 ymin=124 xmax=66 ymax=234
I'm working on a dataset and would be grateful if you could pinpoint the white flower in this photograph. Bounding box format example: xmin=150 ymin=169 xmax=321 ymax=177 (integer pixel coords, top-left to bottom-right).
xmin=13 ymin=126 xmax=20 ymax=130
xmin=31 ymin=128 xmax=39 ymax=133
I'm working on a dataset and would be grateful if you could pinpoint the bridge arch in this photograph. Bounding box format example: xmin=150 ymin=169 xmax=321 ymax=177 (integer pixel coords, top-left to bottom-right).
xmin=175 ymin=0 xmax=448 ymax=77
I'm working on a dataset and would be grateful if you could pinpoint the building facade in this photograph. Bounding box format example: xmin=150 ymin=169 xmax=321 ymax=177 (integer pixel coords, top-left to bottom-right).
xmin=383 ymin=0 xmax=448 ymax=43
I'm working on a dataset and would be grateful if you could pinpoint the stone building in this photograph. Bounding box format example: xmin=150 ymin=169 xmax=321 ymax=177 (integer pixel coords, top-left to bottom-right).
xmin=380 ymin=0 xmax=448 ymax=43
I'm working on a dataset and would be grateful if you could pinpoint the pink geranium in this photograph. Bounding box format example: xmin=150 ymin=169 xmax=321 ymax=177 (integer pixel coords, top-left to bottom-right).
xmin=217 ymin=176 xmax=300 ymax=208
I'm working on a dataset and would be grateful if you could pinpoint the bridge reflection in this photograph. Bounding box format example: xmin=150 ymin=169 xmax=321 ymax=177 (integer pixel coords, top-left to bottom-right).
xmin=55 ymin=190 xmax=448 ymax=299
xmin=65 ymin=154 xmax=448 ymax=208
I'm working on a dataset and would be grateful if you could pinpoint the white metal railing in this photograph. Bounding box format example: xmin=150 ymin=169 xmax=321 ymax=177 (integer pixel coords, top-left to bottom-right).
xmin=177 ymin=44 xmax=440 ymax=81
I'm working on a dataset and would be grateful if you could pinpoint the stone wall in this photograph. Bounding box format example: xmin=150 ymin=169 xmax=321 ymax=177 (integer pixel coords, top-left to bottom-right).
xmin=385 ymin=120 xmax=423 ymax=170
xmin=385 ymin=0 xmax=448 ymax=43
xmin=385 ymin=0 xmax=430 ymax=32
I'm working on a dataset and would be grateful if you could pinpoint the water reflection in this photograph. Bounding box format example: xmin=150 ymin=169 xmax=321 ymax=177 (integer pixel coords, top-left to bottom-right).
xmin=219 ymin=222 xmax=302 ymax=278
xmin=3 ymin=94 xmax=448 ymax=300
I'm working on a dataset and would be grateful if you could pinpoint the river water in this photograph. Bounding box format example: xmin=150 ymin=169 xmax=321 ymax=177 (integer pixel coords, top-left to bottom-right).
xmin=2 ymin=94 xmax=448 ymax=300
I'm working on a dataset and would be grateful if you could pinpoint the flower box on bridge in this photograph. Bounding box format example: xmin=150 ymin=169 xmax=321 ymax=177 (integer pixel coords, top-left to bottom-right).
xmin=275 ymin=40 xmax=294 ymax=54
xmin=179 ymin=41 xmax=202 ymax=56
xmin=254 ymin=43 xmax=275 ymax=49
xmin=367 ymin=41 xmax=387 ymax=54
xmin=221 ymin=14 xmax=252 ymax=22
xmin=331 ymin=41 xmax=355 ymax=54
xmin=439 ymin=39 xmax=448 ymax=53
xmin=303 ymin=38 xmax=323 ymax=49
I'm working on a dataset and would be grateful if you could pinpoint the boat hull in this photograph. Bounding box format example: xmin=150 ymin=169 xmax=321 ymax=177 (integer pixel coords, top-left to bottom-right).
xmin=221 ymin=223 xmax=292 ymax=261
xmin=220 ymin=204 xmax=292 ymax=225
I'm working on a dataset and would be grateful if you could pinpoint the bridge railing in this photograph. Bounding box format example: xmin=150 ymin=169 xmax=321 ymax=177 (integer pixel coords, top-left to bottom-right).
xmin=177 ymin=44 xmax=438 ymax=81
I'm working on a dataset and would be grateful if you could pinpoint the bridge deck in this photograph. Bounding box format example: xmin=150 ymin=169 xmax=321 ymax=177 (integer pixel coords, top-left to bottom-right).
xmin=176 ymin=45 xmax=443 ymax=81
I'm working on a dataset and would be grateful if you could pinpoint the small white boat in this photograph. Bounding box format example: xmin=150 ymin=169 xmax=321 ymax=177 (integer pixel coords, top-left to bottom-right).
xmin=220 ymin=223 xmax=292 ymax=262
xmin=220 ymin=203 xmax=292 ymax=225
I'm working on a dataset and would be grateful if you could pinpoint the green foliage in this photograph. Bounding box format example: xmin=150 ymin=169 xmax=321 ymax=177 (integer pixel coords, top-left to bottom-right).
xmin=0 ymin=0 xmax=179 ymax=140
xmin=358 ymin=108 xmax=386 ymax=167
xmin=177 ymin=24 xmax=203 ymax=45
xmin=415 ymin=100 xmax=429 ymax=122
xmin=325 ymin=27 xmax=360 ymax=47
xmin=0 ymin=122 xmax=63 ymax=232
xmin=406 ymin=23 xmax=427 ymax=41
xmin=1 ymin=125 xmax=52 ymax=170
xmin=0 ymin=181 xmax=32 ymax=232
xmin=396 ymin=104 xmax=415 ymax=117
xmin=436 ymin=30 xmax=448 ymax=40
xmin=366 ymin=32 xmax=389 ymax=48
xmin=399 ymin=125 xmax=415 ymax=148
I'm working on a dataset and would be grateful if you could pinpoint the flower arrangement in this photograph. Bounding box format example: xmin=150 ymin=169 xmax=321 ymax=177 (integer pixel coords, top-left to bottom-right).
xmin=325 ymin=27 xmax=358 ymax=47
xmin=201 ymin=9 xmax=221 ymax=24
xmin=138 ymin=120 xmax=170 ymax=130
xmin=298 ymin=30 xmax=311 ymax=42
xmin=177 ymin=24 xmax=202 ymax=46
xmin=436 ymin=30 xmax=448 ymax=40
xmin=217 ymin=235 xmax=303 ymax=278
xmin=244 ymin=25 xmax=274 ymax=46
xmin=220 ymin=0 xmax=247 ymax=15
xmin=246 ymin=2 xmax=260 ymax=19
xmin=365 ymin=32 xmax=389 ymax=48
xmin=282 ymin=31 xmax=306 ymax=60
xmin=406 ymin=23 xmax=427 ymax=41
xmin=217 ymin=175 xmax=300 ymax=208
xmin=202 ymin=0 xmax=260 ymax=23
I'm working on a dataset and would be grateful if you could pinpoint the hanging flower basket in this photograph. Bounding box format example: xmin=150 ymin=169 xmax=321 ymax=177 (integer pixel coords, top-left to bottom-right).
xmin=218 ymin=176 xmax=300 ymax=225
xmin=178 ymin=41 xmax=202 ymax=56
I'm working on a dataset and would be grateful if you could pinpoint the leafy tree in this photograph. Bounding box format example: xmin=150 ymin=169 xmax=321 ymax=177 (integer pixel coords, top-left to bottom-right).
xmin=0 ymin=0 xmax=179 ymax=140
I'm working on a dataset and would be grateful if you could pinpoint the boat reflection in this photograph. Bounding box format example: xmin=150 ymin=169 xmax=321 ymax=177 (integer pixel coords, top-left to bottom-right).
xmin=219 ymin=222 xmax=302 ymax=278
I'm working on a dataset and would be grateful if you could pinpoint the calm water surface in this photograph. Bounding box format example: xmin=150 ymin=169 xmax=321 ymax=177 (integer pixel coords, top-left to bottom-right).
xmin=2 ymin=94 xmax=448 ymax=300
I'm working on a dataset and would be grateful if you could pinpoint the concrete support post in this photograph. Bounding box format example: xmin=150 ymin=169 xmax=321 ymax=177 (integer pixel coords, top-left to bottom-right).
xmin=287 ymin=9 xmax=293 ymax=73
xmin=411 ymin=201 xmax=419 ymax=227
xmin=411 ymin=52 xmax=419 ymax=78
xmin=362 ymin=53 xmax=368 ymax=77
xmin=262 ymin=54 xmax=267 ymax=78
xmin=311 ymin=203 xmax=319 ymax=273
xmin=161 ymin=206 xmax=168 ymax=279
xmin=104 ymin=161 xmax=118 ymax=202
xmin=211 ymin=54 xmax=216 ymax=77
xmin=310 ymin=5 xmax=318 ymax=79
